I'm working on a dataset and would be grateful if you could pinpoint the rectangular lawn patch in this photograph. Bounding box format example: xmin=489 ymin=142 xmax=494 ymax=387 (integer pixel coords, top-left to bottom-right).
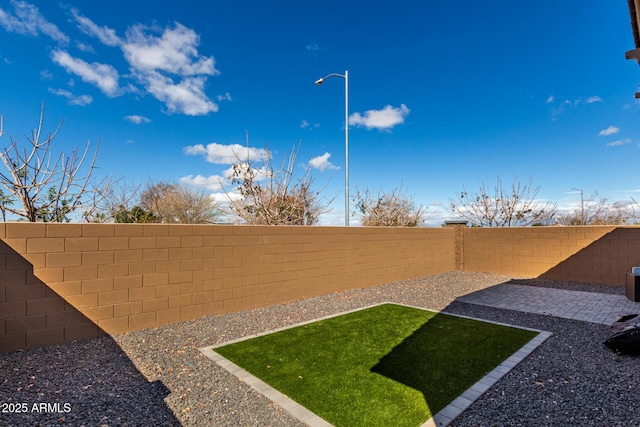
xmin=208 ymin=303 xmax=542 ymax=427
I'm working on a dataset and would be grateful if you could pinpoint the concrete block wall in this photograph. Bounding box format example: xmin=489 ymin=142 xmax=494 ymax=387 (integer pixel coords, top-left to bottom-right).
xmin=461 ymin=226 xmax=639 ymax=284
xmin=0 ymin=223 xmax=455 ymax=352
xmin=537 ymin=227 xmax=640 ymax=284
xmin=6 ymin=222 xmax=639 ymax=353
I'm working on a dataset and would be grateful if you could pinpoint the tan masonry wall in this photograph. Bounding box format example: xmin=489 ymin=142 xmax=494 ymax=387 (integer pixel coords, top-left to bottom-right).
xmin=0 ymin=223 xmax=454 ymax=352
xmin=462 ymin=226 xmax=640 ymax=285
xmin=5 ymin=223 xmax=640 ymax=353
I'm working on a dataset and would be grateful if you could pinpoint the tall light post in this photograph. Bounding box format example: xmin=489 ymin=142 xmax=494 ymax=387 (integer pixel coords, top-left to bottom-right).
xmin=315 ymin=70 xmax=349 ymax=226
xmin=569 ymin=188 xmax=584 ymax=225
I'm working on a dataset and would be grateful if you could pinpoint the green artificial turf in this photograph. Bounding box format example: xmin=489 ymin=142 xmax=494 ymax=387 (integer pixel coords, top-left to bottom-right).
xmin=214 ymin=303 xmax=538 ymax=427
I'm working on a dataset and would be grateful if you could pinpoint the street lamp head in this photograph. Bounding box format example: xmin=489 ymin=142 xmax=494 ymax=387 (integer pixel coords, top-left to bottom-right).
xmin=313 ymin=69 xmax=349 ymax=226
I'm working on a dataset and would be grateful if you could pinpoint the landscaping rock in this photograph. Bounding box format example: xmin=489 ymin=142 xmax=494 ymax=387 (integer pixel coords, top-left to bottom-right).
xmin=0 ymin=271 xmax=632 ymax=426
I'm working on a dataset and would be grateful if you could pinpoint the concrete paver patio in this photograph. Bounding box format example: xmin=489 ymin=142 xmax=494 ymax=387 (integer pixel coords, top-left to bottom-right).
xmin=456 ymin=283 xmax=640 ymax=325
xmin=203 ymin=282 xmax=640 ymax=426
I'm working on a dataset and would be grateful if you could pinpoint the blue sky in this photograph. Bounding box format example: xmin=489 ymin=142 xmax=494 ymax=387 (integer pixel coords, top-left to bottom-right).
xmin=0 ymin=0 xmax=639 ymax=225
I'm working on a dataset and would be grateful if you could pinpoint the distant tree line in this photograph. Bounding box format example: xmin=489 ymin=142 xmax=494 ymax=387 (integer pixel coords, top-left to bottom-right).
xmin=447 ymin=178 xmax=637 ymax=227
xmin=1 ymin=104 xmax=636 ymax=227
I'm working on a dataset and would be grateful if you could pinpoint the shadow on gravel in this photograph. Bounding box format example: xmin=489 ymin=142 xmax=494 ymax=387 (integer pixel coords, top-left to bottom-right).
xmin=0 ymin=335 xmax=181 ymax=426
xmin=0 ymin=227 xmax=182 ymax=425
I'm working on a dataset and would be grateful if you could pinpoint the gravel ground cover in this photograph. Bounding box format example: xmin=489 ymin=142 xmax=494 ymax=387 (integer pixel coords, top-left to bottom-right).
xmin=1 ymin=271 xmax=637 ymax=426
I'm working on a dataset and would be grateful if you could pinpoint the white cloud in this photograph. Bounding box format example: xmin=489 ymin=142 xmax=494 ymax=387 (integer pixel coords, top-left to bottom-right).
xmin=71 ymin=8 xmax=121 ymax=47
xmin=69 ymin=11 xmax=221 ymax=116
xmin=548 ymin=95 xmax=602 ymax=120
xmin=309 ymin=152 xmax=339 ymax=171
xmin=48 ymin=88 xmax=92 ymax=106
xmin=349 ymin=104 xmax=410 ymax=130
xmin=598 ymin=125 xmax=619 ymax=136
xmin=606 ymin=138 xmax=631 ymax=147
xmin=179 ymin=174 xmax=227 ymax=191
xmin=142 ymin=72 xmax=217 ymax=115
xmin=120 ymin=23 xmax=220 ymax=115
xmin=183 ymin=143 xmax=269 ymax=164
xmin=0 ymin=0 xmax=68 ymax=43
xmin=124 ymin=115 xmax=151 ymax=124
xmin=75 ymin=42 xmax=95 ymax=53
xmin=51 ymin=50 xmax=120 ymax=96
xmin=183 ymin=144 xmax=207 ymax=156
xmin=225 ymin=163 xmax=271 ymax=181
xmin=4 ymin=3 xmax=222 ymax=116
xmin=180 ymin=164 xmax=271 ymax=195
xmin=210 ymin=190 xmax=241 ymax=203
xmin=300 ymin=120 xmax=320 ymax=129
xmin=217 ymin=92 xmax=232 ymax=102
xmin=306 ymin=42 xmax=326 ymax=54
xmin=122 ymin=23 xmax=218 ymax=76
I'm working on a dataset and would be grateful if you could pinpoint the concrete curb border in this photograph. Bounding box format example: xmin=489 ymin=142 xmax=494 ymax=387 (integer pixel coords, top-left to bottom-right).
xmin=200 ymin=302 xmax=552 ymax=427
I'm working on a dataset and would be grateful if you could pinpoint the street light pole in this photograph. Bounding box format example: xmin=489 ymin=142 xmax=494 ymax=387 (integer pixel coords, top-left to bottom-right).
xmin=579 ymin=189 xmax=584 ymax=225
xmin=315 ymin=70 xmax=349 ymax=226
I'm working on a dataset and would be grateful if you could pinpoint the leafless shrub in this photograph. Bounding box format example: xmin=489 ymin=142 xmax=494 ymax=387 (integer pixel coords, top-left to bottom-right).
xmin=354 ymin=185 xmax=425 ymax=226
xmin=559 ymin=192 xmax=636 ymax=225
xmin=83 ymin=181 xmax=143 ymax=223
xmin=140 ymin=181 xmax=222 ymax=224
xmin=225 ymin=138 xmax=332 ymax=225
xmin=448 ymin=177 xmax=557 ymax=227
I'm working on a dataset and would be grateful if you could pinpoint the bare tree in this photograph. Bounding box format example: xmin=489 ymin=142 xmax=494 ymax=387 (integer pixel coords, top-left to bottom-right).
xmin=559 ymin=192 xmax=636 ymax=225
xmin=353 ymin=185 xmax=425 ymax=226
xmin=139 ymin=181 xmax=175 ymax=222
xmin=140 ymin=181 xmax=222 ymax=224
xmin=0 ymin=104 xmax=112 ymax=222
xmin=84 ymin=181 xmax=144 ymax=223
xmin=225 ymin=139 xmax=331 ymax=225
xmin=160 ymin=184 xmax=222 ymax=224
xmin=448 ymin=177 xmax=557 ymax=227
